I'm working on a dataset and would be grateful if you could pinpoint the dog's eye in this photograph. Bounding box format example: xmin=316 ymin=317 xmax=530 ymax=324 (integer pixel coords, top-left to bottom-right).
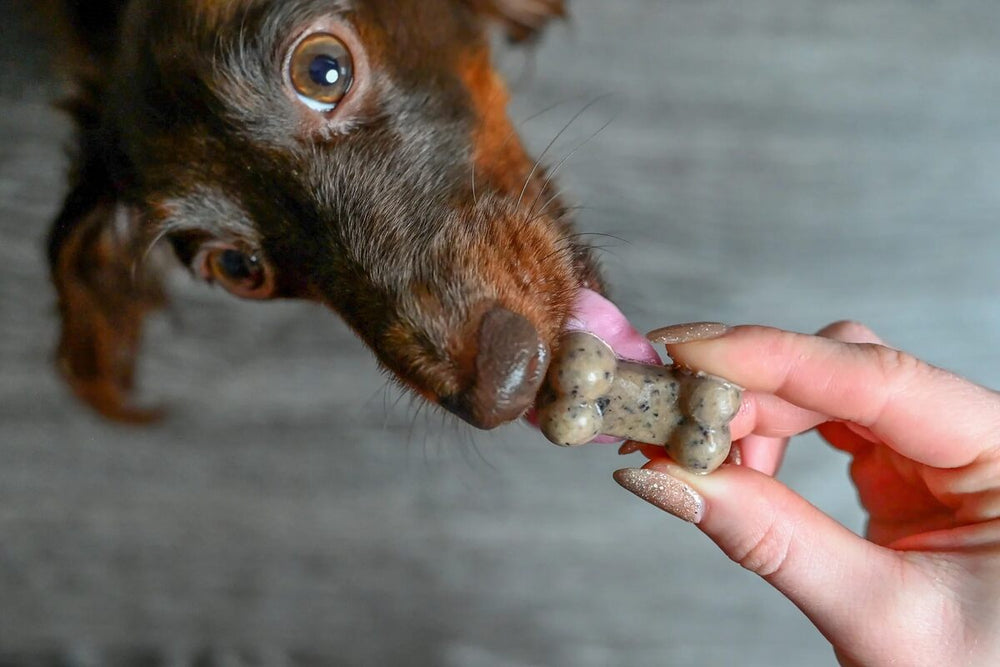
xmin=289 ymin=33 xmax=354 ymax=112
xmin=201 ymin=247 xmax=275 ymax=300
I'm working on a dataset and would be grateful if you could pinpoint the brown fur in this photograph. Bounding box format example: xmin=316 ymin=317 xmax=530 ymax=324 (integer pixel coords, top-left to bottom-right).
xmin=45 ymin=0 xmax=602 ymax=426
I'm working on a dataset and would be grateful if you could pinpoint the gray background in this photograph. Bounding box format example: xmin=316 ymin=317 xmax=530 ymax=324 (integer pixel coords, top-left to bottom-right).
xmin=3 ymin=1 xmax=1000 ymax=665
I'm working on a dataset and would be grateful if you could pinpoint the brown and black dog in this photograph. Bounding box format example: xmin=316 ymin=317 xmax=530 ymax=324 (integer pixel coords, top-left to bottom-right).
xmin=45 ymin=0 xmax=604 ymax=429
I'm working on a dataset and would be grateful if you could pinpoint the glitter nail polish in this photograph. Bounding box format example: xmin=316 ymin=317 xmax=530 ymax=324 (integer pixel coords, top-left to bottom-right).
xmin=647 ymin=322 xmax=729 ymax=345
xmin=613 ymin=468 xmax=704 ymax=524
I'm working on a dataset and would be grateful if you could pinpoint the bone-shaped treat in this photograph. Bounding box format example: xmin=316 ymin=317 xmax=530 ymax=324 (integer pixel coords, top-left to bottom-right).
xmin=536 ymin=331 xmax=742 ymax=473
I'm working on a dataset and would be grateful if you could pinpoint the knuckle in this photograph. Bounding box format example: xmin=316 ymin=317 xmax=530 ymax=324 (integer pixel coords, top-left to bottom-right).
xmin=869 ymin=344 xmax=924 ymax=388
xmin=818 ymin=319 xmax=880 ymax=344
xmin=857 ymin=344 xmax=926 ymax=426
xmin=732 ymin=515 xmax=795 ymax=578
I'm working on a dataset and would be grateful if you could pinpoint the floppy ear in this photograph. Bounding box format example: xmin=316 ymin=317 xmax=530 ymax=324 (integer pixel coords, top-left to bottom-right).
xmin=48 ymin=151 xmax=166 ymax=423
xmin=469 ymin=0 xmax=568 ymax=43
xmin=42 ymin=0 xmax=164 ymax=421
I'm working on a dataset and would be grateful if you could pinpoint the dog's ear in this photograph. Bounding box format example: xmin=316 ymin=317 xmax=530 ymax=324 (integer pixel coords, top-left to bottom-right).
xmin=43 ymin=0 xmax=164 ymax=420
xmin=47 ymin=140 xmax=166 ymax=423
xmin=469 ymin=0 xmax=568 ymax=43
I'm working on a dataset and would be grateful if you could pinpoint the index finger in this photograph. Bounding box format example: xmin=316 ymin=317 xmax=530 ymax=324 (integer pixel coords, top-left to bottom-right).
xmin=665 ymin=325 xmax=1000 ymax=468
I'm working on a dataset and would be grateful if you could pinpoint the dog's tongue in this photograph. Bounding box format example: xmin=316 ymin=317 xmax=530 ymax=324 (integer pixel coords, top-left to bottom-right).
xmin=563 ymin=288 xmax=661 ymax=365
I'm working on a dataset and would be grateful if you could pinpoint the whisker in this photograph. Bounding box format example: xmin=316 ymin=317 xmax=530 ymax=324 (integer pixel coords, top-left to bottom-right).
xmin=516 ymin=94 xmax=613 ymax=211
xmin=586 ymin=242 xmax=626 ymax=253
xmin=470 ymin=97 xmax=576 ymax=202
xmin=523 ymin=202 xmax=588 ymax=228
xmin=469 ymin=97 xmax=576 ymax=208
xmin=567 ymin=231 xmax=632 ymax=246
xmin=584 ymin=243 xmax=625 ymax=263
xmin=528 ymin=111 xmax=619 ymax=216
xmin=538 ymin=235 xmax=577 ymax=264
xmin=389 ymin=381 xmax=412 ymax=412
xmin=465 ymin=427 xmax=496 ymax=473
xmin=515 ymin=98 xmax=575 ymax=129
xmin=360 ymin=378 xmax=391 ymax=415
xmin=420 ymin=400 xmax=437 ymax=466
xmin=404 ymin=393 xmax=423 ymax=458
xmin=530 ymin=188 xmax=571 ymax=221
xmin=379 ymin=380 xmax=401 ymax=435
xmin=455 ymin=424 xmax=477 ymax=470
xmin=437 ymin=408 xmax=453 ymax=455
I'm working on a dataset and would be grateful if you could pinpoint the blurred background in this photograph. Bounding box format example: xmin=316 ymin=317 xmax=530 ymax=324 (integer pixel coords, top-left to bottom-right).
xmin=3 ymin=0 xmax=1000 ymax=664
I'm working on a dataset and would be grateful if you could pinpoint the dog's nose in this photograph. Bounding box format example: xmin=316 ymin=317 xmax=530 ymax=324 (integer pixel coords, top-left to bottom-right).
xmin=440 ymin=306 xmax=549 ymax=430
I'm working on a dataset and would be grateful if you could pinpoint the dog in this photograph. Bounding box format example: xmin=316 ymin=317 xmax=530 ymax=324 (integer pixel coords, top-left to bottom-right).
xmin=45 ymin=0 xmax=606 ymax=430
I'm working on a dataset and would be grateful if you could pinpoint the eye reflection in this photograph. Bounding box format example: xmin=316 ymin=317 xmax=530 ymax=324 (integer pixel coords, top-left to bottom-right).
xmin=289 ymin=33 xmax=354 ymax=112
xmin=200 ymin=246 xmax=275 ymax=300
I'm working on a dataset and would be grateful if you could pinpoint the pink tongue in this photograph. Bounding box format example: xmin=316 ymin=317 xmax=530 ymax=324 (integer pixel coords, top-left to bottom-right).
xmin=564 ymin=288 xmax=661 ymax=365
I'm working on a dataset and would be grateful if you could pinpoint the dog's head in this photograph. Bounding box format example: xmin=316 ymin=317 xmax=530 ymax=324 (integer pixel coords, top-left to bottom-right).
xmin=49 ymin=0 xmax=603 ymax=427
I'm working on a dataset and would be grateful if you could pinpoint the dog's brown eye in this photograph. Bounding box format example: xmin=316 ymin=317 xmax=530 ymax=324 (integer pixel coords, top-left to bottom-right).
xmin=203 ymin=248 xmax=275 ymax=300
xmin=289 ymin=33 xmax=354 ymax=112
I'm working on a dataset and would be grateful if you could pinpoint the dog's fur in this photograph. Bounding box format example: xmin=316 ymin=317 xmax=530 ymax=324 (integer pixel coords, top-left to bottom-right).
xmin=45 ymin=0 xmax=603 ymax=425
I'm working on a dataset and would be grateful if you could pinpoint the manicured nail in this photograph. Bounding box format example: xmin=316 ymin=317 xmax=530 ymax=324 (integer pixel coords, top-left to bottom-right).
xmin=618 ymin=441 xmax=642 ymax=455
xmin=726 ymin=441 xmax=743 ymax=466
xmin=647 ymin=322 xmax=729 ymax=345
xmin=613 ymin=468 xmax=704 ymax=523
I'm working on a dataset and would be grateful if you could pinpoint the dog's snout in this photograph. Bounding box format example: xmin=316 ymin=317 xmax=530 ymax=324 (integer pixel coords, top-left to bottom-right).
xmin=440 ymin=306 xmax=549 ymax=430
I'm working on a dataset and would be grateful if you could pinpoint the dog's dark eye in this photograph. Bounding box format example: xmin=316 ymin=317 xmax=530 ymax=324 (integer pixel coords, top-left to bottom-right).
xmin=289 ymin=33 xmax=354 ymax=112
xmin=202 ymin=248 xmax=275 ymax=300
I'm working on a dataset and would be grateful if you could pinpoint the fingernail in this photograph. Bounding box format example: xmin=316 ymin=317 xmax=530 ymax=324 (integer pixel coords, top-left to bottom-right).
xmin=647 ymin=322 xmax=729 ymax=345
xmin=725 ymin=441 xmax=743 ymax=466
xmin=613 ymin=468 xmax=704 ymax=523
xmin=618 ymin=441 xmax=642 ymax=455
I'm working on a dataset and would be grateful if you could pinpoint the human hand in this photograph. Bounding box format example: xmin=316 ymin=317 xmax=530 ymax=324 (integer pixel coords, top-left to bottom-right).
xmin=613 ymin=321 xmax=1000 ymax=666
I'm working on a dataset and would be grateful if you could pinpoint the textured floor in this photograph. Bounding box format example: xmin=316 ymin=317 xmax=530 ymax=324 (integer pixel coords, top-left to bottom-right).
xmin=4 ymin=1 xmax=1000 ymax=665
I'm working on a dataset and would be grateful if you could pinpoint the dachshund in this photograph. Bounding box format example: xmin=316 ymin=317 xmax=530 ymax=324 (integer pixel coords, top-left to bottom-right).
xmin=44 ymin=0 xmax=607 ymax=430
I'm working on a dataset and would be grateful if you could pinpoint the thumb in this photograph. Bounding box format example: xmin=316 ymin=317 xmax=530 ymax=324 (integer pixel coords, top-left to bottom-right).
xmin=614 ymin=462 xmax=902 ymax=652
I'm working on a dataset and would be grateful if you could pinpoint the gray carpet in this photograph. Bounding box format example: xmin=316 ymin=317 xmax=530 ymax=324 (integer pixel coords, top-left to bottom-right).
xmin=4 ymin=1 xmax=1000 ymax=665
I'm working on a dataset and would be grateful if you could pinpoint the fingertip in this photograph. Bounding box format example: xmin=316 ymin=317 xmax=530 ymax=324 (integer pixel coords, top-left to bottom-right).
xmin=647 ymin=322 xmax=730 ymax=345
xmin=728 ymin=391 xmax=758 ymax=441
xmin=663 ymin=324 xmax=783 ymax=381
xmin=613 ymin=466 xmax=705 ymax=524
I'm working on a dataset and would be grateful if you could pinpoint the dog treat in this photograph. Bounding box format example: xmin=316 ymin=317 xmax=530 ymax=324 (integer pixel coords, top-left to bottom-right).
xmin=536 ymin=332 xmax=741 ymax=473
